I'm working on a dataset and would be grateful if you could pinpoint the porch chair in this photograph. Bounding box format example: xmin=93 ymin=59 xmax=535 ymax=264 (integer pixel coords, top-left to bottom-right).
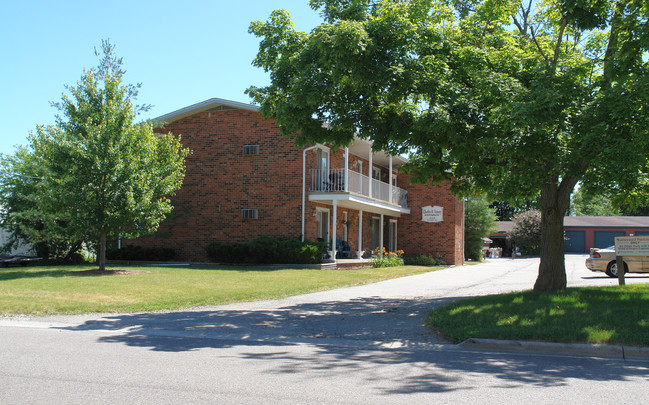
xmin=336 ymin=239 xmax=353 ymax=259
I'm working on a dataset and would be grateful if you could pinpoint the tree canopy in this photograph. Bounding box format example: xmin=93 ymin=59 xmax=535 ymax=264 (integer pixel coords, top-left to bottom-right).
xmin=248 ymin=0 xmax=649 ymax=290
xmin=570 ymin=187 xmax=621 ymax=216
xmin=0 ymin=41 xmax=189 ymax=270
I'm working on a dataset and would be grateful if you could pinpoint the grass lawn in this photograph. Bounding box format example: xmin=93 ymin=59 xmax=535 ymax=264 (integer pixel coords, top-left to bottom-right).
xmin=0 ymin=264 xmax=439 ymax=316
xmin=428 ymin=285 xmax=649 ymax=346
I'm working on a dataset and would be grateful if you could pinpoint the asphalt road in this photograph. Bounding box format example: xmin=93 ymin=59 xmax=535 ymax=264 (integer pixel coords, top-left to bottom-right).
xmin=2 ymin=255 xmax=649 ymax=404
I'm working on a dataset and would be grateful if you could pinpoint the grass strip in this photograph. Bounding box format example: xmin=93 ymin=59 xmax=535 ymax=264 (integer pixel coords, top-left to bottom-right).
xmin=0 ymin=264 xmax=439 ymax=316
xmin=428 ymin=285 xmax=649 ymax=346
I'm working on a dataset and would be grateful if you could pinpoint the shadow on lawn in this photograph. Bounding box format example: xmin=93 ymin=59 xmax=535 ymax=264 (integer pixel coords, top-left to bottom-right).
xmin=0 ymin=268 xmax=69 ymax=281
xmin=59 ymin=295 xmax=649 ymax=395
xmin=0 ymin=264 xmax=301 ymax=281
xmin=0 ymin=267 xmax=145 ymax=280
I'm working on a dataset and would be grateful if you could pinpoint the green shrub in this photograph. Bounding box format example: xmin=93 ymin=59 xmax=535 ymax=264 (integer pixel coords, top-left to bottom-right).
xmin=403 ymin=254 xmax=446 ymax=266
xmin=510 ymin=210 xmax=542 ymax=256
xmin=205 ymin=242 xmax=249 ymax=263
xmin=206 ymin=236 xmax=326 ymax=264
xmin=106 ymin=245 xmax=176 ymax=261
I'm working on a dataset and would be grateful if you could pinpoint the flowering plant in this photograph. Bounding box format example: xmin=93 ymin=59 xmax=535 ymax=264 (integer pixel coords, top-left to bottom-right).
xmin=371 ymin=247 xmax=405 ymax=268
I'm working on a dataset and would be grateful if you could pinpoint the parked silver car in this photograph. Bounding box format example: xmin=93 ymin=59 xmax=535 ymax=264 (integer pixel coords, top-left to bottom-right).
xmin=585 ymin=245 xmax=647 ymax=277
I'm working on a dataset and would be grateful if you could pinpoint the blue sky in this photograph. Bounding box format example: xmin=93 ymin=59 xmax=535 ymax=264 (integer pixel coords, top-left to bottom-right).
xmin=0 ymin=0 xmax=323 ymax=156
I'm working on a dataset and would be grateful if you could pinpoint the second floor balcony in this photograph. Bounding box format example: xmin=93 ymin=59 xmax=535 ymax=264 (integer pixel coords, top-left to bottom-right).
xmin=309 ymin=168 xmax=408 ymax=208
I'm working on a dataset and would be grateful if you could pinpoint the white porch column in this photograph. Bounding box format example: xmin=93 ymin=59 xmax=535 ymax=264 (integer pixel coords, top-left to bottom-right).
xmin=357 ymin=210 xmax=363 ymax=258
xmin=380 ymin=213 xmax=384 ymax=257
xmin=389 ymin=156 xmax=393 ymax=204
xmin=332 ymin=200 xmax=338 ymax=259
xmin=368 ymin=145 xmax=373 ymax=198
xmin=344 ymin=147 xmax=349 ymax=192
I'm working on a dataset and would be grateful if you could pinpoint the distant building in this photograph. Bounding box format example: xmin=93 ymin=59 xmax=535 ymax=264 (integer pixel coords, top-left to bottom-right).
xmin=489 ymin=216 xmax=649 ymax=254
xmin=0 ymin=227 xmax=34 ymax=256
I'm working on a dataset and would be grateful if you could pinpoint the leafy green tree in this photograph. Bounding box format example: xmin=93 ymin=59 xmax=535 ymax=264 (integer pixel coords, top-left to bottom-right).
xmin=465 ymin=197 xmax=498 ymax=261
xmin=248 ymin=0 xmax=649 ymax=290
xmin=570 ymin=187 xmax=621 ymax=216
xmin=0 ymin=40 xmax=189 ymax=270
xmin=489 ymin=200 xmax=539 ymax=221
xmin=0 ymin=148 xmax=83 ymax=260
xmin=510 ymin=210 xmax=542 ymax=256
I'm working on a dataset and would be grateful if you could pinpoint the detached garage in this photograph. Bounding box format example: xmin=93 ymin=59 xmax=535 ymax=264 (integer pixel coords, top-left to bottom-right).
xmin=491 ymin=217 xmax=649 ymax=254
xmin=563 ymin=216 xmax=649 ymax=253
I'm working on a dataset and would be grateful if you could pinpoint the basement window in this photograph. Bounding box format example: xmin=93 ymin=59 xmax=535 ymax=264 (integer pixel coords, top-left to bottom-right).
xmin=241 ymin=209 xmax=259 ymax=220
xmin=242 ymin=144 xmax=260 ymax=155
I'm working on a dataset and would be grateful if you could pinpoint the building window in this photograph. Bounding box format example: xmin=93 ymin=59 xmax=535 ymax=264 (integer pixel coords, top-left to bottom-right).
xmin=243 ymin=144 xmax=260 ymax=155
xmin=241 ymin=209 xmax=259 ymax=219
xmin=372 ymin=166 xmax=381 ymax=180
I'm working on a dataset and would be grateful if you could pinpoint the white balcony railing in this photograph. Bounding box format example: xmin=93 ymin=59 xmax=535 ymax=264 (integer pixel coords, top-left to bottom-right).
xmin=310 ymin=168 xmax=408 ymax=208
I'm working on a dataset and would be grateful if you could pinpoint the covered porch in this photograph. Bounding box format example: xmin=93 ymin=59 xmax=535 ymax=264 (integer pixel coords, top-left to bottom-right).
xmin=308 ymin=198 xmax=408 ymax=261
xmin=301 ymin=138 xmax=411 ymax=261
xmin=301 ymin=139 xmax=412 ymax=261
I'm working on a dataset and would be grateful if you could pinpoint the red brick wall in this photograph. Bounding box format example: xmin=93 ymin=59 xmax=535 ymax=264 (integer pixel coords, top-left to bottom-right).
xmin=397 ymin=175 xmax=464 ymax=265
xmin=133 ymin=108 xmax=304 ymax=261
xmin=132 ymin=107 xmax=464 ymax=265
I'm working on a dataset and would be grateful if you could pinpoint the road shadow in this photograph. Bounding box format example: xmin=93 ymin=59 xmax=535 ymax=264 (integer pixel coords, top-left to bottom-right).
xmin=59 ymin=295 xmax=649 ymax=395
xmin=61 ymin=295 xmax=459 ymax=351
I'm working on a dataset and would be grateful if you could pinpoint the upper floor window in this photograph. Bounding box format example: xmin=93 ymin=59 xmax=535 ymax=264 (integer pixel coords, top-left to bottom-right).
xmin=243 ymin=144 xmax=260 ymax=155
xmin=316 ymin=148 xmax=329 ymax=173
xmin=241 ymin=208 xmax=259 ymax=219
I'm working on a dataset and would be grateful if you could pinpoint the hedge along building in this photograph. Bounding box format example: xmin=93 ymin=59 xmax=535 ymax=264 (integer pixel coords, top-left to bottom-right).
xmin=132 ymin=98 xmax=464 ymax=265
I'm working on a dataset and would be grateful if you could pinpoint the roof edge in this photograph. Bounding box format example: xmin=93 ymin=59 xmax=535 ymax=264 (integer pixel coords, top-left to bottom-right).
xmin=153 ymin=97 xmax=409 ymax=164
xmin=154 ymin=98 xmax=259 ymax=124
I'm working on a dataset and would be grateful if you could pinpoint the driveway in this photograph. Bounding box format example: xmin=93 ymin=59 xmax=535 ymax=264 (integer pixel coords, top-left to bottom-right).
xmin=3 ymin=254 xmax=643 ymax=349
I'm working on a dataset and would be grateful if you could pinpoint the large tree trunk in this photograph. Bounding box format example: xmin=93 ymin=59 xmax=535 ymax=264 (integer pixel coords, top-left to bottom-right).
xmin=533 ymin=178 xmax=577 ymax=291
xmin=97 ymin=233 xmax=107 ymax=272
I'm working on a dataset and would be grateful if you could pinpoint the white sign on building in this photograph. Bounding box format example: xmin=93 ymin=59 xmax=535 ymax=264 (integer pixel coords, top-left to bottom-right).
xmin=422 ymin=205 xmax=443 ymax=223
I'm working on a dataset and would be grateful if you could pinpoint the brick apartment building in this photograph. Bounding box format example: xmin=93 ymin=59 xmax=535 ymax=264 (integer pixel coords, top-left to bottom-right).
xmin=133 ymin=98 xmax=464 ymax=265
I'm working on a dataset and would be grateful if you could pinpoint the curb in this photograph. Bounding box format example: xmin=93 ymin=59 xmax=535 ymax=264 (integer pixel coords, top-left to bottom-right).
xmin=458 ymin=338 xmax=649 ymax=361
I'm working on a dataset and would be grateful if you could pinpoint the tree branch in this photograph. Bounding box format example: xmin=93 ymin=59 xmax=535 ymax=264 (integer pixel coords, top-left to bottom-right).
xmin=530 ymin=28 xmax=550 ymax=63
xmin=552 ymin=18 xmax=569 ymax=67
xmin=602 ymin=0 xmax=626 ymax=90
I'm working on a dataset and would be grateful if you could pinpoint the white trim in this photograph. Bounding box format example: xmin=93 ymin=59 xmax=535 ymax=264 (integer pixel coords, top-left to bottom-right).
xmin=309 ymin=191 xmax=410 ymax=216
xmin=154 ymin=98 xmax=259 ymax=123
xmin=389 ymin=156 xmax=393 ymax=204
xmin=368 ymin=146 xmax=373 ymax=198
xmin=344 ymin=147 xmax=349 ymax=192
xmin=358 ymin=210 xmax=363 ymax=256
xmin=315 ymin=207 xmax=330 ymax=241
xmin=301 ymin=145 xmax=319 ymax=241
xmin=332 ymin=201 xmax=338 ymax=259
xmin=380 ymin=214 xmax=385 ymax=257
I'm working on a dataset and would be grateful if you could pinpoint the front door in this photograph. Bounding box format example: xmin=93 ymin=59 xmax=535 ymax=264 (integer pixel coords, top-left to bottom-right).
xmin=388 ymin=220 xmax=397 ymax=252
xmin=317 ymin=209 xmax=330 ymax=247
xmin=371 ymin=217 xmax=381 ymax=250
